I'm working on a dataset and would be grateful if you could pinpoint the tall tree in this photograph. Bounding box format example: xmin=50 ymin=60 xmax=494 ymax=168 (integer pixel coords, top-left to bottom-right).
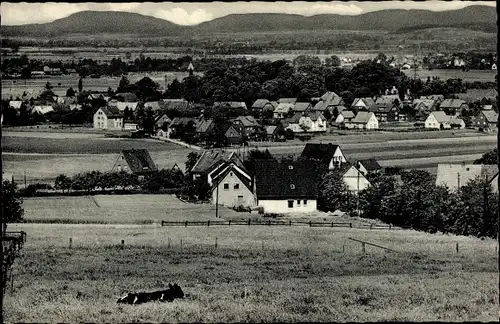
xmin=78 ymin=78 xmax=83 ymax=93
xmin=2 ymin=179 xmax=24 ymax=234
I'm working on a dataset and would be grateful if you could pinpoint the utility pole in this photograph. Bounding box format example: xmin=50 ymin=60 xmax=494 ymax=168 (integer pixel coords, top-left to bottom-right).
xmin=356 ymin=162 xmax=360 ymax=216
xmin=215 ymin=183 xmax=219 ymax=218
xmin=457 ymin=172 xmax=461 ymax=190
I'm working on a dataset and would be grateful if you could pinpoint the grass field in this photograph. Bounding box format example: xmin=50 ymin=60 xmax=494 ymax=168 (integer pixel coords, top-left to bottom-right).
xmin=4 ymin=222 xmax=498 ymax=322
xmin=402 ymin=69 xmax=497 ymax=82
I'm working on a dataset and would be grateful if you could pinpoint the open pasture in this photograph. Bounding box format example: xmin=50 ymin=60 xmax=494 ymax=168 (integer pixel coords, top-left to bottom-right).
xmin=4 ymin=223 xmax=498 ymax=322
xmin=402 ymin=69 xmax=497 ymax=82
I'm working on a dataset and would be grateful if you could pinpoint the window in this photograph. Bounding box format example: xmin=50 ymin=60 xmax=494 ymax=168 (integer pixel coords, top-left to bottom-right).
xmin=234 ymin=183 xmax=239 ymax=190
xmin=230 ymin=172 xmax=233 ymax=176
xmin=303 ymin=200 xmax=308 ymax=206
xmin=290 ymin=184 xmax=295 ymax=189
xmin=288 ymin=165 xmax=293 ymax=170
xmin=288 ymin=200 xmax=294 ymax=208
xmin=237 ymin=195 xmax=244 ymax=203
xmin=223 ymin=183 xmax=229 ymax=190
xmin=297 ymin=200 xmax=301 ymax=206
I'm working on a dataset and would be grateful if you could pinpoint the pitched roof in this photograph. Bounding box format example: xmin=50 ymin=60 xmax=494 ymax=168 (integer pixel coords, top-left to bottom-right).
xmin=305 ymin=111 xmax=325 ymax=121
xmin=313 ymin=92 xmax=343 ymax=111
xmin=340 ymin=110 xmax=355 ymax=119
xmin=454 ymin=89 xmax=498 ymax=103
xmin=371 ymin=102 xmax=396 ymax=113
xmin=287 ymin=112 xmax=302 ymax=124
xmin=274 ymin=103 xmax=294 ymax=114
xmin=120 ymin=149 xmax=158 ymax=174
xmin=160 ymin=99 xmax=190 ymax=112
xmin=351 ymin=111 xmax=375 ymax=124
xmin=170 ymin=117 xmax=197 ymax=127
xmin=358 ymin=158 xmax=382 ymax=171
xmin=440 ymin=99 xmax=466 ymax=109
xmin=191 ymin=150 xmax=244 ymax=174
xmin=420 ymin=95 xmax=445 ymax=102
xmin=278 ymin=98 xmax=297 ymax=104
xmin=33 ymin=105 xmax=54 ymax=115
xmin=9 ymin=101 xmax=23 ymax=109
xmin=436 ymin=164 xmax=499 ymax=190
xmin=300 ymin=143 xmax=341 ymax=166
xmin=211 ymin=162 xmax=252 ymax=191
xmin=233 ymin=115 xmax=259 ymax=127
xmin=482 ymin=110 xmax=498 ymax=123
xmin=293 ymin=102 xmax=312 ymax=112
xmin=375 ymin=95 xmax=400 ymax=105
xmin=225 ymin=125 xmax=243 ymax=140
xmin=412 ymin=99 xmax=436 ymax=110
xmin=254 ymin=159 xmax=319 ymax=199
xmin=214 ymin=101 xmax=247 ymax=109
xmin=251 ymin=99 xmax=270 ymax=109
xmin=144 ymin=101 xmax=161 ymax=111
xmin=265 ymin=125 xmax=277 ymax=135
xmin=109 ymin=101 xmax=139 ymax=112
xmin=195 ymin=119 xmax=215 ymax=133
xmin=99 ymin=106 xmax=122 ymax=118
xmin=352 ymin=97 xmax=376 ymax=108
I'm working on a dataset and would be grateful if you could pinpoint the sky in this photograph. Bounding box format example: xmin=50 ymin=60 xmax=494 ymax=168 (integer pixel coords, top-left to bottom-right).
xmin=1 ymin=1 xmax=497 ymax=26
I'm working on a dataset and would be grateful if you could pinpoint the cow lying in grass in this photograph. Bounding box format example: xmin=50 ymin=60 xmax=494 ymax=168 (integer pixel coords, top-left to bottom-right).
xmin=117 ymin=283 xmax=184 ymax=304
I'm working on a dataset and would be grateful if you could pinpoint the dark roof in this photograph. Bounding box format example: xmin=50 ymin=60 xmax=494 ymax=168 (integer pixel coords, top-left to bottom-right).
xmin=292 ymin=102 xmax=312 ymax=112
xmin=300 ymin=143 xmax=341 ymax=166
xmin=370 ymin=101 xmax=397 ymax=113
xmin=214 ymin=101 xmax=247 ymax=109
xmin=170 ymin=117 xmax=197 ymax=127
xmin=254 ymin=159 xmax=319 ymax=199
xmin=251 ymin=99 xmax=270 ymax=109
xmin=160 ymin=99 xmax=190 ymax=112
xmin=121 ymin=149 xmax=158 ymax=174
xmin=358 ymin=158 xmax=382 ymax=171
xmin=233 ymin=115 xmax=259 ymax=127
xmin=99 ymin=106 xmax=122 ymax=118
xmin=278 ymin=98 xmax=297 ymax=104
xmin=440 ymin=99 xmax=467 ymax=109
xmin=211 ymin=162 xmax=252 ymax=191
xmin=191 ymin=150 xmax=244 ymax=174
xmin=195 ymin=119 xmax=215 ymax=133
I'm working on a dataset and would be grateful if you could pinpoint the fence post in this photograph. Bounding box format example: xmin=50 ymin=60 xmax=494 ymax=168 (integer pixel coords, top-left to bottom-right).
xmin=185 ymin=221 xmax=188 ymax=227
xmin=289 ymin=220 xmax=292 ymax=226
xmin=370 ymin=224 xmax=373 ymax=230
xmin=161 ymin=221 xmax=164 ymax=226
xmin=228 ymin=220 xmax=231 ymax=226
xmin=342 ymin=245 xmax=345 ymax=253
xmin=180 ymin=239 xmax=183 ymax=253
xmin=362 ymin=242 xmax=365 ymax=253
xmin=215 ymin=237 xmax=218 ymax=249
xmin=261 ymin=240 xmax=264 ymax=251
xmin=456 ymin=243 xmax=459 ymax=254
xmin=389 ymin=224 xmax=392 ymax=230
xmin=121 ymin=240 xmax=124 ymax=249
xmin=309 ymin=221 xmax=312 ymax=227
xmin=350 ymin=223 xmax=352 ymax=228
xmin=168 ymin=238 xmax=170 ymax=249
xmin=268 ymin=220 xmax=271 ymax=226
xmin=208 ymin=220 xmax=210 ymax=227
xmin=69 ymin=238 xmax=72 ymax=249
xmin=248 ymin=219 xmax=251 ymax=226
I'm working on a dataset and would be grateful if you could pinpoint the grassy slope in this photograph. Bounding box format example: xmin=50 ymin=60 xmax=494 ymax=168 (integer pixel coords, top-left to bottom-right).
xmin=4 ymin=223 xmax=498 ymax=322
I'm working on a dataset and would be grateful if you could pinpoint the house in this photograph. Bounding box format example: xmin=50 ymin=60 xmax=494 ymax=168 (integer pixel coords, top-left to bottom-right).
xmin=299 ymin=111 xmax=328 ymax=132
xmin=291 ymin=102 xmax=312 ymax=114
xmin=412 ymin=99 xmax=437 ymax=113
xmin=357 ymin=159 xmax=382 ymax=175
xmin=474 ymin=110 xmax=498 ymax=130
xmin=312 ymin=91 xmax=344 ymax=113
xmin=300 ymin=143 xmax=347 ymax=170
xmin=232 ymin=116 xmax=260 ymax=136
xmin=109 ymin=101 xmax=139 ymax=112
xmin=112 ymin=149 xmax=158 ymax=176
xmin=273 ymin=103 xmax=294 ymax=119
xmin=8 ymin=101 xmax=23 ymax=109
xmin=284 ymin=113 xmax=304 ymax=133
xmin=424 ymin=111 xmax=465 ymax=130
xmin=195 ymin=119 xmax=215 ymax=136
xmin=251 ymin=99 xmax=270 ymax=110
xmin=264 ymin=125 xmax=284 ymax=142
xmin=435 ymin=164 xmax=498 ymax=192
xmin=345 ymin=112 xmax=379 ymax=130
xmin=169 ymin=117 xmax=198 ymax=135
xmin=340 ymin=163 xmax=371 ymax=194
xmin=161 ymin=99 xmax=190 ymax=113
xmin=154 ymin=112 xmax=171 ymax=130
xmin=33 ymin=105 xmax=54 ymax=115
xmin=254 ymin=159 xmax=319 ymax=213
xmin=370 ymin=98 xmax=399 ymax=122
xmin=191 ymin=150 xmax=245 ymax=182
xmin=225 ymin=125 xmax=244 ymax=146
xmin=334 ymin=110 xmax=355 ymax=124
xmin=93 ymin=106 xmax=123 ymax=130
xmin=439 ymin=99 xmax=468 ymax=115
xmin=278 ymin=98 xmax=297 ymax=105
xmin=214 ymin=101 xmax=247 ymax=115
xmin=210 ymin=161 xmax=255 ymax=208
xmin=351 ymin=97 xmax=376 ymax=111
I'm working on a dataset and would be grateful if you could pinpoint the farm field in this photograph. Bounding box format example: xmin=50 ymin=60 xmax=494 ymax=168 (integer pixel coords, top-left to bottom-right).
xmin=402 ymin=69 xmax=497 ymax=82
xmin=4 ymin=222 xmax=498 ymax=322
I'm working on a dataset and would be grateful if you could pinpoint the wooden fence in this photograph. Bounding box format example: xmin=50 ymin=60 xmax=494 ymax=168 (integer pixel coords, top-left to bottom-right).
xmin=2 ymin=231 xmax=27 ymax=294
xmin=161 ymin=219 xmax=405 ymax=230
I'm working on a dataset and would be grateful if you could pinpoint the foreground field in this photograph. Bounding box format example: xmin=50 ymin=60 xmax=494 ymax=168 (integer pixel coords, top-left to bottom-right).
xmin=4 ymin=223 xmax=498 ymax=322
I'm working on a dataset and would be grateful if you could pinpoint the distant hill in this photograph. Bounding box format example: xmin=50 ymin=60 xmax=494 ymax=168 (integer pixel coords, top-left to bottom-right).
xmin=1 ymin=5 xmax=496 ymax=38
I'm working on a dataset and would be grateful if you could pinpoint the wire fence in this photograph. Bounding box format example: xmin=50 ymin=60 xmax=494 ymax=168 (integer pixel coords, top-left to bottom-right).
xmin=2 ymin=231 xmax=27 ymax=294
xmin=161 ymin=219 xmax=406 ymax=230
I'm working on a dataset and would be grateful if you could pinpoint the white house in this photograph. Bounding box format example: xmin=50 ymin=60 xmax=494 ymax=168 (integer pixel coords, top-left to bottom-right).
xmin=345 ymin=111 xmax=379 ymax=130
xmin=210 ymin=162 xmax=255 ymax=208
xmin=273 ymin=103 xmax=294 ymax=119
xmin=8 ymin=101 xmax=23 ymax=109
xmin=424 ymin=111 xmax=465 ymax=130
xmin=254 ymin=159 xmax=319 ymax=213
xmin=93 ymin=106 xmax=123 ymax=130
xmin=299 ymin=111 xmax=328 ymax=132
xmin=334 ymin=110 xmax=355 ymax=124
xmin=351 ymin=97 xmax=376 ymax=111
xmin=340 ymin=164 xmax=371 ymax=194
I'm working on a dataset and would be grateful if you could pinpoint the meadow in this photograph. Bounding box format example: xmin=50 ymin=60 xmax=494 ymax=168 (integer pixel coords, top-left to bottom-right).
xmin=4 ymin=222 xmax=498 ymax=322
xmin=402 ymin=69 xmax=497 ymax=82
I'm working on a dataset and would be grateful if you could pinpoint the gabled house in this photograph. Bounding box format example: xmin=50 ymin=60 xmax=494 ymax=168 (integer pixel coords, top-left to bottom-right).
xmin=191 ymin=150 xmax=245 ymax=182
xmin=334 ymin=110 xmax=355 ymax=124
xmin=371 ymin=101 xmax=399 ymax=122
xmin=436 ymin=164 xmax=498 ymax=192
xmin=112 ymin=149 xmax=158 ymax=176
xmin=161 ymin=99 xmax=190 ymax=113
xmin=109 ymin=101 xmax=139 ymax=112
xmin=232 ymin=115 xmax=260 ymax=136
xmin=340 ymin=163 xmax=371 ymax=194
xmin=210 ymin=161 xmax=255 ymax=208
xmin=154 ymin=112 xmax=171 ymax=130
xmin=300 ymin=143 xmax=347 ymax=170
xmin=474 ymin=110 xmax=498 ymax=130
xmin=439 ymin=99 xmax=468 ymax=116
xmin=412 ymin=99 xmax=437 ymax=113
xmin=195 ymin=119 xmax=215 ymax=136
xmin=424 ymin=111 xmax=465 ymax=130
xmin=299 ymin=111 xmax=327 ymax=132
xmin=278 ymin=98 xmax=297 ymax=105
xmin=251 ymin=99 xmax=271 ymax=110
xmin=169 ymin=117 xmax=198 ymax=135
xmin=225 ymin=125 xmax=244 ymax=146
xmin=145 ymin=101 xmax=161 ymax=111
xmin=284 ymin=113 xmax=304 ymax=133
xmin=273 ymin=103 xmax=294 ymax=119
xmin=93 ymin=106 xmax=123 ymax=130
xmin=357 ymin=159 xmax=382 ymax=176
xmin=345 ymin=112 xmax=379 ymax=130
xmin=312 ymin=91 xmax=344 ymax=113
xmin=254 ymin=159 xmax=319 ymax=213
xmin=214 ymin=101 xmax=247 ymax=115
xmin=351 ymin=97 xmax=376 ymax=111
xmin=264 ymin=125 xmax=284 ymax=142
xmin=292 ymin=102 xmax=312 ymax=114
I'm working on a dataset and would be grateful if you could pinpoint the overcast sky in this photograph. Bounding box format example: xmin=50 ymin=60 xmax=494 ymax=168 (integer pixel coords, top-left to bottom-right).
xmin=1 ymin=1 xmax=496 ymax=26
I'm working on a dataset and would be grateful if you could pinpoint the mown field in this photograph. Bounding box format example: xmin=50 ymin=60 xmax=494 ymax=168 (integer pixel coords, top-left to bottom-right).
xmin=402 ymin=69 xmax=497 ymax=83
xmin=4 ymin=222 xmax=498 ymax=322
